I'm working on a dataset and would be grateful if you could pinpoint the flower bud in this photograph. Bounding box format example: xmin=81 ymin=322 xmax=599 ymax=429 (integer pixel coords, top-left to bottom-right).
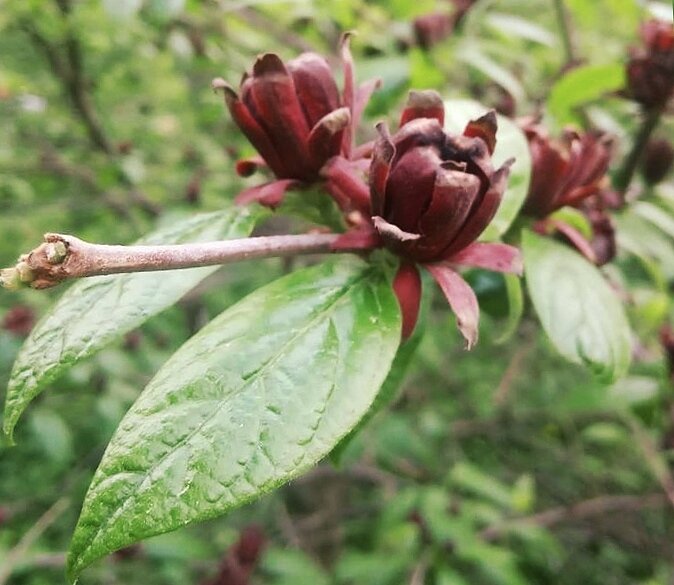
xmin=2 ymin=305 xmax=35 ymax=336
xmin=626 ymin=19 xmax=674 ymax=109
xmin=360 ymin=91 xmax=521 ymax=344
xmin=521 ymin=121 xmax=613 ymax=218
xmin=215 ymin=36 xmax=380 ymax=210
xmin=640 ymin=137 xmax=674 ymax=185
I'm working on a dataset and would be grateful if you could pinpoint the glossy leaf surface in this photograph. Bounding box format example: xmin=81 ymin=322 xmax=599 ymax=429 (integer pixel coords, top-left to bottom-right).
xmin=3 ymin=207 xmax=260 ymax=440
xmin=522 ymin=230 xmax=631 ymax=382
xmin=67 ymin=256 xmax=400 ymax=580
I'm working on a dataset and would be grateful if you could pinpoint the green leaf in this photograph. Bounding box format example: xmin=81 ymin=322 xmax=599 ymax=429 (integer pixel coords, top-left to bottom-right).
xmin=522 ymin=230 xmax=631 ymax=382
xmin=330 ymin=273 xmax=431 ymax=464
xmin=443 ymin=99 xmax=531 ymax=239
xmin=548 ymin=207 xmax=593 ymax=239
xmin=67 ymin=256 xmax=400 ymax=580
xmin=496 ymin=273 xmax=524 ymax=344
xmin=633 ymin=201 xmax=674 ymax=240
xmin=485 ymin=13 xmax=556 ymax=46
xmin=3 ymin=207 xmax=261 ymax=441
xmin=547 ymin=63 xmax=625 ymax=126
xmin=455 ymin=44 xmax=525 ymax=102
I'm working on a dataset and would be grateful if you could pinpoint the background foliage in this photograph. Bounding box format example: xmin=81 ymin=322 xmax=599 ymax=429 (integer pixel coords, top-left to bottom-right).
xmin=1 ymin=0 xmax=674 ymax=583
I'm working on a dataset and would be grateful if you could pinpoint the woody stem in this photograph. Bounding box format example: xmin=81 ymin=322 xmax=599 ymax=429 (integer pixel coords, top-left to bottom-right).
xmin=1 ymin=233 xmax=365 ymax=290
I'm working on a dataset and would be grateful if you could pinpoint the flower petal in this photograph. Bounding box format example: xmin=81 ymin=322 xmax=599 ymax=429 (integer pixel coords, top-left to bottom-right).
xmin=235 ymin=156 xmax=266 ymax=177
xmin=400 ymin=90 xmax=445 ymax=127
xmin=547 ymin=218 xmax=598 ymax=264
xmin=340 ymin=32 xmax=356 ymax=157
xmin=425 ymin=262 xmax=479 ymax=349
xmin=393 ymin=263 xmax=422 ymax=339
xmin=417 ymin=168 xmax=481 ymax=256
xmin=287 ymin=52 xmax=341 ymax=128
xmin=213 ymin=79 xmax=286 ymax=177
xmin=449 ymin=242 xmax=523 ymax=274
xmin=235 ymin=179 xmax=299 ymax=208
xmin=248 ymin=54 xmax=312 ymax=177
xmin=370 ymin=123 xmax=395 ymax=216
xmin=445 ymin=159 xmax=513 ymax=255
xmin=307 ymin=107 xmax=351 ymax=170
xmin=330 ymin=224 xmax=381 ymax=251
xmin=385 ymin=145 xmax=443 ymax=232
xmin=463 ymin=110 xmax=497 ymax=155
xmin=321 ymin=156 xmax=371 ymax=214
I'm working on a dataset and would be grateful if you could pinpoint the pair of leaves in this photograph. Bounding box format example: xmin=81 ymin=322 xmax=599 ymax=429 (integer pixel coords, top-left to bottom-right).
xmin=522 ymin=230 xmax=631 ymax=383
xmin=2 ymin=206 xmax=401 ymax=580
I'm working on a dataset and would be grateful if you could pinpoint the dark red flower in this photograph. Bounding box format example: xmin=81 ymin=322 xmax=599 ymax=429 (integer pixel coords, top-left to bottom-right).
xmin=641 ymin=137 xmax=674 ymax=185
xmin=626 ymin=19 xmax=674 ymax=109
xmin=412 ymin=0 xmax=477 ymax=50
xmin=337 ymin=91 xmax=522 ymax=345
xmin=214 ymin=35 xmax=379 ymax=211
xmin=414 ymin=11 xmax=454 ymax=49
xmin=2 ymin=305 xmax=35 ymax=336
xmin=520 ymin=121 xmax=616 ymax=265
xmin=522 ymin=122 xmax=613 ymax=218
xmin=201 ymin=525 xmax=266 ymax=585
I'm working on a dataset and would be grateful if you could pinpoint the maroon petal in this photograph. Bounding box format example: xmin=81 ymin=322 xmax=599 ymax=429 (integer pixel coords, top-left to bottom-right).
xmin=425 ymin=262 xmax=480 ymax=349
xmin=349 ymin=79 xmax=382 ymax=154
xmin=307 ymin=107 xmax=351 ymax=170
xmin=331 ymin=224 xmax=381 ymax=251
xmin=417 ymin=168 xmax=481 ymax=256
xmin=235 ymin=179 xmax=299 ymax=208
xmin=321 ymin=156 xmax=371 ymax=214
xmin=352 ymin=140 xmax=375 ymax=160
xmin=448 ymin=242 xmax=523 ymax=274
xmin=400 ymin=90 xmax=445 ymax=127
xmin=235 ymin=156 xmax=266 ymax=177
xmin=340 ymin=32 xmax=356 ymax=157
xmin=385 ymin=145 xmax=443 ymax=232
xmin=287 ymin=52 xmax=341 ymax=128
xmin=393 ymin=263 xmax=422 ymax=339
xmin=248 ymin=54 xmax=312 ymax=178
xmin=213 ymin=78 xmax=286 ymax=177
xmin=521 ymin=128 xmax=569 ymax=217
xmin=445 ymin=159 xmax=513 ymax=255
xmin=548 ymin=218 xmax=598 ymax=264
xmin=373 ymin=216 xmax=421 ymax=242
xmin=370 ymin=123 xmax=395 ymax=216
xmin=463 ymin=111 xmax=497 ymax=155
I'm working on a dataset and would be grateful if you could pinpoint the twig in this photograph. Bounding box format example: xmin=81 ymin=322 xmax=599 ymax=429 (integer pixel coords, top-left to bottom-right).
xmin=0 ymin=497 xmax=70 ymax=585
xmin=20 ymin=5 xmax=161 ymax=217
xmin=408 ymin=553 xmax=430 ymax=585
xmin=552 ymin=0 xmax=577 ymax=67
xmin=1 ymin=232 xmax=364 ymax=289
xmin=492 ymin=344 xmax=530 ymax=407
xmin=480 ymin=493 xmax=666 ymax=541
xmin=625 ymin=415 xmax=674 ymax=510
xmin=613 ymin=106 xmax=665 ymax=195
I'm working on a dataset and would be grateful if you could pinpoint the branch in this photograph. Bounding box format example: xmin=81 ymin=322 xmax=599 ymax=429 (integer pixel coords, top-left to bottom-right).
xmin=552 ymin=0 xmax=577 ymax=67
xmin=613 ymin=106 xmax=665 ymax=195
xmin=0 ymin=498 xmax=70 ymax=585
xmin=480 ymin=493 xmax=667 ymax=541
xmin=1 ymin=233 xmax=362 ymax=290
